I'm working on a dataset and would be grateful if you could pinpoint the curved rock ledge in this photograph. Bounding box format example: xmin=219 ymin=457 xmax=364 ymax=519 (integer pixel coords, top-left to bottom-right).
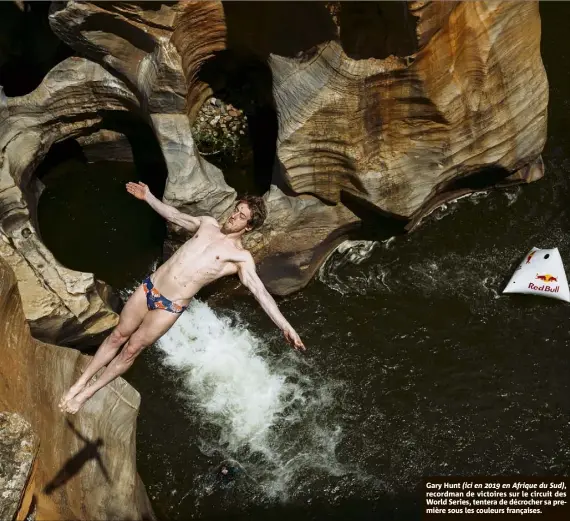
xmin=0 ymin=257 xmax=155 ymax=521
xmin=0 ymin=57 xmax=137 ymax=345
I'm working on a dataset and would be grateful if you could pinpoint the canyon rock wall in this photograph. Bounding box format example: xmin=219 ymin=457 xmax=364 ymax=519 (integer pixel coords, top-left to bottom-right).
xmin=165 ymin=0 xmax=551 ymax=293
xmin=2 ymin=1 xmax=547 ymax=304
xmin=0 ymin=258 xmax=155 ymax=521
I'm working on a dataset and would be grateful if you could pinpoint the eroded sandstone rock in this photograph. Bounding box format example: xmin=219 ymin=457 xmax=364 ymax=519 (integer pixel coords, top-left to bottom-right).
xmin=48 ymin=0 xmax=188 ymax=114
xmin=0 ymin=258 xmax=155 ymax=521
xmin=0 ymin=412 xmax=39 ymax=521
xmin=27 ymin=1 xmax=548 ymax=298
xmin=0 ymin=57 xmax=141 ymax=345
xmin=171 ymin=0 xmax=548 ymax=293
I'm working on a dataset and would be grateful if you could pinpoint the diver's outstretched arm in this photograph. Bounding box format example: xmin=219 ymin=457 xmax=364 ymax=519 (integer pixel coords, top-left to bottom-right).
xmin=126 ymin=182 xmax=202 ymax=232
xmin=237 ymin=254 xmax=306 ymax=351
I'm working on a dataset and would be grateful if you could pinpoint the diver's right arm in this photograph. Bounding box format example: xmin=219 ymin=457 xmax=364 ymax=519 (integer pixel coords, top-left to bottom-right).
xmin=126 ymin=182 xmax=201 ymax=232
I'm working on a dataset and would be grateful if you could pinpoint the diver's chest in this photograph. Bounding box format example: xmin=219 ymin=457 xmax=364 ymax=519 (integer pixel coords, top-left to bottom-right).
xmin=200 ymin=238 xmax=233 ymax=262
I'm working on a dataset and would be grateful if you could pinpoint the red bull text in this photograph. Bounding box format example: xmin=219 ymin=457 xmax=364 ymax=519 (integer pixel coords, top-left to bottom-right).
xmin=528 ymin=282 xmax=560 ymax=293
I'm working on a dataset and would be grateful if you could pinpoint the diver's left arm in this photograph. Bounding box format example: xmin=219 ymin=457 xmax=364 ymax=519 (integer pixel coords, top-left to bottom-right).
xmin=237 ymin=256 xmax=306 ymax=351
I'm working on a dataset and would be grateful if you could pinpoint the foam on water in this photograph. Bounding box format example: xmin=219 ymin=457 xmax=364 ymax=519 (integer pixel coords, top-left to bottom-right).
xmin=157 ymin=302 xmax=283 ymax=450
xmin=318 ymin=240 xmax=379 ymax=295
xmin=151 ymin=299 xmax=354 ymax=499
xmin=318 ymin=191 xmax=508 ymax=300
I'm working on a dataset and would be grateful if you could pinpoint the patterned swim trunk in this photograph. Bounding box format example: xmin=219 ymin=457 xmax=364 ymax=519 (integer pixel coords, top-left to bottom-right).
xmin=142 ymin=276 xmax=188 ymax=314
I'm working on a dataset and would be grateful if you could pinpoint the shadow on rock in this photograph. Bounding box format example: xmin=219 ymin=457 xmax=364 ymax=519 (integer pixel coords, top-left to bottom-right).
xmin=43 ymin=419 xmax=110 ymax=495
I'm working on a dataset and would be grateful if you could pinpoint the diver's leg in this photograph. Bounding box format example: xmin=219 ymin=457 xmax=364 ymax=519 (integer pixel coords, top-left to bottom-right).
xmin=63 ymin=308 xmax=180 ymax=414
xmin=59 ymin=283 xmax=149 ymax=410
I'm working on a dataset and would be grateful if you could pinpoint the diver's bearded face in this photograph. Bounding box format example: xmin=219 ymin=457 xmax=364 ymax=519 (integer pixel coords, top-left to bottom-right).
xmin=222 ymin=203 xmax=253 ymax=234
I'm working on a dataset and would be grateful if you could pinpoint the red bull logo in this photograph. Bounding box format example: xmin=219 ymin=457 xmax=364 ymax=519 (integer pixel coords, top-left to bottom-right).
xmin=526 ymin=251 xmax=537 ymax=264
xmin=535 ymin=273 xmax=558 ymax=283
xmin=529 ymin=282 xmax=560 ymax=293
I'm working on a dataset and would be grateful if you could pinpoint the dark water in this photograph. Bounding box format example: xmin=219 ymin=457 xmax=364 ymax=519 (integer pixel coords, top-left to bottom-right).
xmin=38 ymin=158 xmax=165 ymax=289
xmin=36 ymin=3 xmax=570 ymax=521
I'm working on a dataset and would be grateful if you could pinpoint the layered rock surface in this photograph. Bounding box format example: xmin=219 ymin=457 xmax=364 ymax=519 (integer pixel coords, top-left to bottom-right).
xmin=2 ymin=1 xmax=548 ymax=302
xmin=173 ymin=0 xmax=548 ymax=293
xmin=0 ymin=57 xmax=131 ymax=346
xmin=271 ymin=20 xmax=547 ymax=216
xmin=0 ymin=258 xmax=155 ymax=521
xmin=0 ymin=412 xmax=39 ymax=521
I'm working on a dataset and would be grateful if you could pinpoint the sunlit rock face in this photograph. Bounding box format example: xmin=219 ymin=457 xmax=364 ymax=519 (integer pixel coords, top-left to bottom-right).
xmin=3 ymin=1 xmax=547 ymax=300
xmin=0 ymin=259 xmax=155 ymax=521
xmin=172 ymin=0 xmax=548 ymax=293
xmin=0 ymin=57 xmax=131 ymax=346
xmin=270 ymin=1 xmax=547 ymax=217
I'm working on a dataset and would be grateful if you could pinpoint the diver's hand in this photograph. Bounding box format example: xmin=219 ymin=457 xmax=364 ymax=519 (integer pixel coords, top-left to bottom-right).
xmin=126 ymin=182 xmax=150 ymax=201
xmin=283 ymin=327 xmax=306 ymax=352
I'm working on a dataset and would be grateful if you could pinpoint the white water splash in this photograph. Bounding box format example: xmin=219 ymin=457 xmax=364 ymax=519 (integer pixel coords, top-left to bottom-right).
xmin=504 ymin=186 xmax=522 ymax=206
xmin=153 ymin=300 xmax=352 ymax=498
xmin=119 ymin=266 xmax=363 ymax=498
xmin=334 ymin=240 xmax=378 ymax=263
xmin=318 ymin=240 xmax=379 ymax=294
xmin=158 ymin=302 xmax=287 ymax=451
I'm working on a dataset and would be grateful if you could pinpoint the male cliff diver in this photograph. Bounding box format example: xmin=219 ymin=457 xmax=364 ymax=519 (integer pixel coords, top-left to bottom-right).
xmin=58 ymin=181 xmax=306 ymax=414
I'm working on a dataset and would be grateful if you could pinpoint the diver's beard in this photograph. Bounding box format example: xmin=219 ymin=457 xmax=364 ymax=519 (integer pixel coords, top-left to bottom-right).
xmin=221 ymin=224 xmax=247 ymax=236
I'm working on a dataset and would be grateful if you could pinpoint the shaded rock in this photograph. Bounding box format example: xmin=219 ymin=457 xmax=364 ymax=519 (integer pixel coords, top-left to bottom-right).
xmin=0 ymin=412 xmax=39 ymax=521
xmin=0 ymin=2 xmax=74 ymax=97
xmin=0 ymin=258 xmax=155 ymax=521
xmin=76 ymin=129 xmax=133 ymax=163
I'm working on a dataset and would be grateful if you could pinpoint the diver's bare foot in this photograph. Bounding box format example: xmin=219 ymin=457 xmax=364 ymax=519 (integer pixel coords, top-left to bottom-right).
xmin=59 ymin=382 xmax=86 ymax=411
xmin=63 ymin=390 xmax=91 ymax=414
xmin=58 ymin=370 xmax=102 ymax=411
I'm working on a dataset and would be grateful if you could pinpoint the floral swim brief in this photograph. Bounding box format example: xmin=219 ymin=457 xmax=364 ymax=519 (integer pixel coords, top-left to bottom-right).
xmin=142 ymin=276 xmax=187 ymax=314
